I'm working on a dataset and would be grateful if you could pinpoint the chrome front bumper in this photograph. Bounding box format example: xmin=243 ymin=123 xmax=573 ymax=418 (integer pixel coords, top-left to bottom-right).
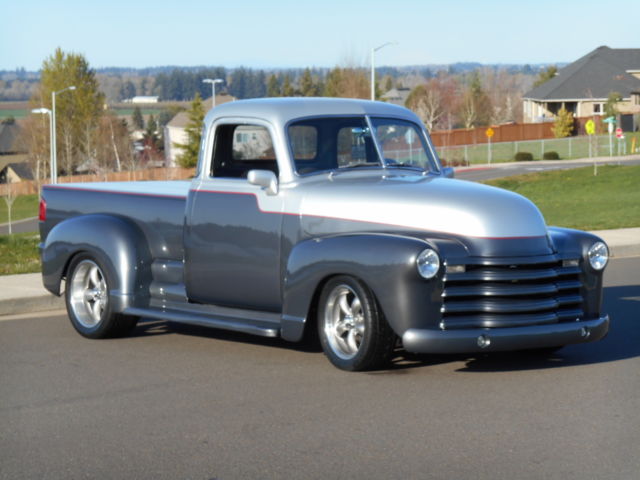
xmin=402 ymin=315 xmax=609 ymax=354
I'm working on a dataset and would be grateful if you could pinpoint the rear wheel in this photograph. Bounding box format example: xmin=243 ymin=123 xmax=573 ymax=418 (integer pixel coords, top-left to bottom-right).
xmin=65 ymin=255 xmax=138 ymax=338
xmin=318 ymin=276 xmax=395 ymax=371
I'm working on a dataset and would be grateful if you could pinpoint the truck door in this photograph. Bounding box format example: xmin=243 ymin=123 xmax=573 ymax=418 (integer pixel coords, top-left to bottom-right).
xmin=184 ymin=122 xmax=284 ymax=312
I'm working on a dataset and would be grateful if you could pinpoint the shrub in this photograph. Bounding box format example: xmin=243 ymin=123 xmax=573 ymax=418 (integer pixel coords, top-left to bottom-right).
xmin=543 ymin=151 xmax=560 ymax=160
xmin=514 ymin=152 xmax=534 ymax=161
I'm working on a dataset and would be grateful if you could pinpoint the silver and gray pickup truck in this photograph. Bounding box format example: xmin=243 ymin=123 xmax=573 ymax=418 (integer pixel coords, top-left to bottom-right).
xmin=39 ymin=98 xmax=610 ymax=371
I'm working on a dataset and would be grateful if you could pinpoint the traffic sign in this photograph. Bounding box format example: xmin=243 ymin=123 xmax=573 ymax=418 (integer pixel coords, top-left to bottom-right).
xmin=615 ymin=127 xmax=623 ymax=139
xmin=485 ymin=128 xmax=494 ymax=138
xmin=585 ymin=119 xmax=596 ymax=135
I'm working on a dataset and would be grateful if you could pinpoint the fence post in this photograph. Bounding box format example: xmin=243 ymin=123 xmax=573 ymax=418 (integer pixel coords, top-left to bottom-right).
xmin=541 ymin=139 xmax=545 ymax=159
xmin=568 ymin=137 xmax=572 ymax=158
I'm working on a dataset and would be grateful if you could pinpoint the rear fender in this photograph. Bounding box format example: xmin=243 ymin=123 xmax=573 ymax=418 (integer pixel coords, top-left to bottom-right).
xmin=41 ymin=214 xmax=152 ymax=312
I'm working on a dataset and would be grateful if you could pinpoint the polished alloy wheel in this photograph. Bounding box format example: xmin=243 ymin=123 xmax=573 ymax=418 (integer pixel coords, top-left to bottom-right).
xmin=323 ymin=284 xmax=365 ymax=360
xmin=68 ymin=260 xmax=108 ymax=328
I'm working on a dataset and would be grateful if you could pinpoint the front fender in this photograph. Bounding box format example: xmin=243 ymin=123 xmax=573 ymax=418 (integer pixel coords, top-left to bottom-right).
xmin=281 ymin=234 xmax=442 ymax=342
xmin=41 ymin=214 xmax=152 ymax=312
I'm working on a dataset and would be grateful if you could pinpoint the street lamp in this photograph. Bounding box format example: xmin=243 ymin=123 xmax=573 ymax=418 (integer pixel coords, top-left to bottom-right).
xmin=31 ymin=108 xmax=53 ymax=182
xmin=202 ymin=78 xmax=224 ymax=109
xmin=371 ymin=42 xmax=396 ymax=101
xmin=51 ymin=85 xmax=76 ymax=183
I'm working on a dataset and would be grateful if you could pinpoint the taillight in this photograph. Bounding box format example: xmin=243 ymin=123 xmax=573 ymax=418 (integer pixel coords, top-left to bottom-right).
xmin=39 ymin=198 xmax=47 ymax=221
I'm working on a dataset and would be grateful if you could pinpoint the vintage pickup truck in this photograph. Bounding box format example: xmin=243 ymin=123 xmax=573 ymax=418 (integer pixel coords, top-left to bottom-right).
xmin=39 ymin=98 xmax=610 ymax=371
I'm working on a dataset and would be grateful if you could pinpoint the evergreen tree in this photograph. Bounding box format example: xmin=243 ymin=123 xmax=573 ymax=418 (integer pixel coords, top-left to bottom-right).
xmin=267 ymin=75 xmax=280 ymax=97
xmin=300 ymin=69 xmax=315 ymax=96
xmin=604 ymin=91 xmax=622 ymax=118
xmin=323 ymin=68 xmax=342 ymax=97
xmin=174 ymin=93 xmax=205 ymax=168
xmin=281 ymin=75 xmax=295 ymax=96
xmin=119 ymin=80 xmax=136 ymax=101
xmin=533 ymin=66 xmax=557 ymax=87
xmin=132 ymin=105 xmax=144 ymax=130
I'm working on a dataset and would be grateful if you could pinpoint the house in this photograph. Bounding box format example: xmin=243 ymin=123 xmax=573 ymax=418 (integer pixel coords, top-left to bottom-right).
xmin=381 ymin=87 xmax=411 ymax=107
xmin=0 ymin=158 xmax=33 ymax=183
xmin=163 ymin=111 xmax=189 ymax=167
xmin=523 ymin=46 xmax=640 ymax=130
xmin=163 ymin=94 xmax=236 ymax=167
xmin=130 ymin=96 xmax=160 ymax=104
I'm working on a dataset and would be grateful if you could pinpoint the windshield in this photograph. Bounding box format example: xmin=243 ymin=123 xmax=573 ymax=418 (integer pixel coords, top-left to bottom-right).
xmin=288 ymin=116 xmax=438 ymax=175
xmin=369 ymin=117 xmax=439 ymax=172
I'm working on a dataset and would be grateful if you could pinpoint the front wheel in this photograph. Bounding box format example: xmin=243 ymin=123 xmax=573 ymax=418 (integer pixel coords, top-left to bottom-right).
xmin=317 ymin=276 xmax=395 ymax=371
xmin=65 ymin=254 xmax=138 ymax=339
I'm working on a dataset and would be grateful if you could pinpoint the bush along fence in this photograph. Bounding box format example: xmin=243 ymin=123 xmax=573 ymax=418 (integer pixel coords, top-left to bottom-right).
xmin=436 ymin=133 xmax=640 ymax=166
xmin=0 ymin=167 xmax=196 ymax=196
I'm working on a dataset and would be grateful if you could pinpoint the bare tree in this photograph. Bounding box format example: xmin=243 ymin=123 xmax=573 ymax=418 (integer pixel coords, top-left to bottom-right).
xmin=2 ymin=183 xmax=16 ymax=235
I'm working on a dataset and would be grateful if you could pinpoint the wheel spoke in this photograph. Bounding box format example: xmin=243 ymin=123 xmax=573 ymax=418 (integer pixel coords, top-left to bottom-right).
xmin=350 ymin=297 xmax=361 ymax=316
xmin=338 ymin=293 xmax=352 ymax=316
xmin=90 ymin=298 xmax=102 ymax=322
xmin=346 ymin=328 xmax=359 ymax=353
xmin=89 ymin=266 xmax=101 ymax=288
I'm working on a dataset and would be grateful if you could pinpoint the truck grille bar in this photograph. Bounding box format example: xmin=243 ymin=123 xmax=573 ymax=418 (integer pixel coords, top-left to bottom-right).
xmin=441 ymin=261 xmax=584 ymax=330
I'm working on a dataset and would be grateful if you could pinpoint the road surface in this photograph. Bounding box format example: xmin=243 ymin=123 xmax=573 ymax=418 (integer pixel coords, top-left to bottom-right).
xmin=1 ymin=257 xmax=638 ymax=480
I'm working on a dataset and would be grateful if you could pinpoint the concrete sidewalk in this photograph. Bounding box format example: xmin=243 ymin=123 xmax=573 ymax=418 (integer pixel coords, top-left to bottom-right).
xmin=1 ymin=228 xmax=638 ymax=317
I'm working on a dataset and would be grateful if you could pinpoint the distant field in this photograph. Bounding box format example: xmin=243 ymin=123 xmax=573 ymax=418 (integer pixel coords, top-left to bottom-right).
xmin=0 ymin=101 xmax=29 ymax=118
xmin=0 ymin=101 xmax=187 ymax=120
xmin=484 ymin=165 xmax=640 ymax=231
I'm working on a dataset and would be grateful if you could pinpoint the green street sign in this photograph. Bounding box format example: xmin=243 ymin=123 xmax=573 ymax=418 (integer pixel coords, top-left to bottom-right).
xmin=603 ymin=116 xmax=616 ymax=124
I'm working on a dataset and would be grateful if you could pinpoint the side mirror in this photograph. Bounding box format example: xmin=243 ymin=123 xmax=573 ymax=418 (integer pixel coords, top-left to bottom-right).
xmin=247 ymin=169 xmax=279 ymax=196
xmin=442 ymin=167 xmax=455 ymax=178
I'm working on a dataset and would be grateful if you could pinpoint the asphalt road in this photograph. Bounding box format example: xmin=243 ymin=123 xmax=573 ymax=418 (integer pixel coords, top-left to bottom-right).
xmin=1 ymin=257 xmax=638 ymax=480
xmin=0 ymin=216 xmax=38 ymax=235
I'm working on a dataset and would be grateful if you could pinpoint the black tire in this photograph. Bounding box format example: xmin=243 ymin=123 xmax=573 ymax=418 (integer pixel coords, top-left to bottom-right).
xmin=317 ymin=275 xmax=395 ymax=371
xmin=65 ymin=254 xmax=138 ymax=339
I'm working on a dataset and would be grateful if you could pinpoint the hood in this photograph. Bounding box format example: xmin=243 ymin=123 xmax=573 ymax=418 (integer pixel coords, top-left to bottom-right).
xmin=297 ymin=172 xmax=548 ymax=239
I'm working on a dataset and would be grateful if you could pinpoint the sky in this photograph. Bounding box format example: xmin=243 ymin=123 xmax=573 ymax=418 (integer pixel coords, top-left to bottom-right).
xmin=2 ymin=0 xmax=638 ymax=71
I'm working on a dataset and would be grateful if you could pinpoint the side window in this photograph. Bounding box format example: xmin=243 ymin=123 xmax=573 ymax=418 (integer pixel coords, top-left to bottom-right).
xmin=211 ymin=124 xmax=278 ymax=178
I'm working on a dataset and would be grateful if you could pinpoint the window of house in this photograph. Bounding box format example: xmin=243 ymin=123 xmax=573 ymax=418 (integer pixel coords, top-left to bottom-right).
xmin=593 ymin=104 xmax=602 ymax=115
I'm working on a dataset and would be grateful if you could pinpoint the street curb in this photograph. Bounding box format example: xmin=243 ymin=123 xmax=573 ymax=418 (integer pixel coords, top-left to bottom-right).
xmin=0 ymin=293 xmax=64 ymax=316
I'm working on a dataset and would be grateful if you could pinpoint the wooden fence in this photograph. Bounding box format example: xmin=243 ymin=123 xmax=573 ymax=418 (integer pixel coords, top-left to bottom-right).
xmin=0 ymin=167 xmax=196 ymax=197
xmin=429 ymin=116 xmax=607 ymax=147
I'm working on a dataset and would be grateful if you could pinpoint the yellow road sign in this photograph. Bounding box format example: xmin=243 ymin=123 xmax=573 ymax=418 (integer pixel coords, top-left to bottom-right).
xmin=486 ymin=127 xmax=494 ymax=138
xmin=585 ymin=119 xmax=596 ymax=135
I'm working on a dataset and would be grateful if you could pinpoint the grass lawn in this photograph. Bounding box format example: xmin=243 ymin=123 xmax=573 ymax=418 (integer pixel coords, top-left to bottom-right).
xmin=484 ymin=165 xmax=640 ymax=231
xmin=0 ymin=232 xmax=40 ymax=275
xmin=0 ymin=194 xmax=39 ymax=224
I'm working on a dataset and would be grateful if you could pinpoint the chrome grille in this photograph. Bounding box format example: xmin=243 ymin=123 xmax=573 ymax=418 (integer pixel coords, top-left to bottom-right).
xmin=441 ymin=260 xmax=584 ymax=330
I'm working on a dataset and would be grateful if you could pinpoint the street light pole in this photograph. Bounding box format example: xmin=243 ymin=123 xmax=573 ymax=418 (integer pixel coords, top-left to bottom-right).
xmin=31 ymin=108 xmax=53 ymax=182
xmin=51 ymin=85 xmax=76 ymax=183
xmin=202 ymin=78 xmax=224 ymax=109
xmin=371 ymin=42 xmax=396 ymax=101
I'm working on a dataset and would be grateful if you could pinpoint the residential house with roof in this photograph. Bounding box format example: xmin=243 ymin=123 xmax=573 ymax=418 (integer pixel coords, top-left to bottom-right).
xmin=163 ymin=93 xmax=236 ymax=167
xmin=522 ymin=46 xmax=640 ymax=130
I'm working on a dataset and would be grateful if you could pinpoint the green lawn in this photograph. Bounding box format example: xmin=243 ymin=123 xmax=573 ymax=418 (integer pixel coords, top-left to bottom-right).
xmin=0 ymin=233 xmax=40 ymax=275
xmin=0 ymin=194 xmax=39 ymax=224
xmin=485 ymin=165 xmax=640 ymax=230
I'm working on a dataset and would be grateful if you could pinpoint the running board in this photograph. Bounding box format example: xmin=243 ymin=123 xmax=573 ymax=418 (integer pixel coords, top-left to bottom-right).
xmin=124 ymin=307 xmax=280 ymax=338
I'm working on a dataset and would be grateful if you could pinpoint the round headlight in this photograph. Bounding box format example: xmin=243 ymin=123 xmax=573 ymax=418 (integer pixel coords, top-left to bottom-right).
xmin=416 ymin=248 xmax=440 ymax=279
xmin=587 ymin=241 xmax=608 ymax=271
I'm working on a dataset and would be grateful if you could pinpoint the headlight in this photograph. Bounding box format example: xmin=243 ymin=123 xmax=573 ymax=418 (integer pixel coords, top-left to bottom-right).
xmin=416 ymin=248 xmax=440 ymax=279
xmin=587 ymin=241 xmax=608 ymax=271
